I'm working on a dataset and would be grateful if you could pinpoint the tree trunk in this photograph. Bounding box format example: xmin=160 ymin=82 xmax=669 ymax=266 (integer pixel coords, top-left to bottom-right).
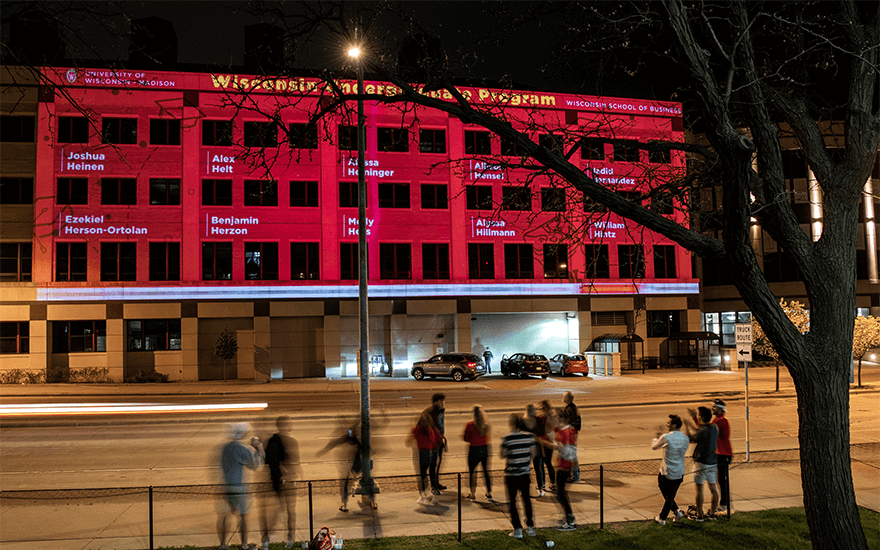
xmin=791 ymin=348 xmax=867 ymax=549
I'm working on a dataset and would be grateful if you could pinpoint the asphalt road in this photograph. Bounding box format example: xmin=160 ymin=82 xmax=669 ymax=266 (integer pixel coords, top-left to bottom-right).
xmin=2 ymin=368 xmax=877 ymax=493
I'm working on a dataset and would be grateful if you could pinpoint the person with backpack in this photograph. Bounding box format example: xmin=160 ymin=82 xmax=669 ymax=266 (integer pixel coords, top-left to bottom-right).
xmin=562 ymin=391 xmax=582 ymax=481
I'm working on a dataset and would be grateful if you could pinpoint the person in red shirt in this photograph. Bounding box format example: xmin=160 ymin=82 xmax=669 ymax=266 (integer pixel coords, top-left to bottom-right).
xmin=553 ymin=408 xmax=578 ymax=531
xmin=711 ymin=399 xmax=732 ymax=512
xmin=463 ymin=405 xmax=493 ymax=501
xmin=407 ymin=411 xmax=442 ymax=504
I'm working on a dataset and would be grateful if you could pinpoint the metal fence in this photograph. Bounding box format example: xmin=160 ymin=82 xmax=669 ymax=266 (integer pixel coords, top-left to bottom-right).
xmin=1 ymin=443 xmax=877 ymax=550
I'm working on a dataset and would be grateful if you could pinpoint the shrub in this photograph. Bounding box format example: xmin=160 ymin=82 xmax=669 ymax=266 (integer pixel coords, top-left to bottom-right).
xmin=47 ymin=364 xmax=70 ymax=383
xmin=69 ymin=367 xmax=112 ymax=383
xmin=0 ymin=369 xmax=47 ymax=384
xmin=125 ymin=370 xmax=170 ymax=383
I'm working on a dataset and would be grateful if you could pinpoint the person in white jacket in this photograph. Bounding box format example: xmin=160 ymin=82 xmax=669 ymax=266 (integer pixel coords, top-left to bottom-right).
xmin=651 ymin=414 xmax=690 ymax=525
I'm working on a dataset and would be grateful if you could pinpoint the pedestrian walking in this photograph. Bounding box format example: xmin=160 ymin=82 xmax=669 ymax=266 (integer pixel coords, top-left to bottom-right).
xmin=260 ymin=416 xmax=300 ymax=550
xmin=500 ymin=413 xmax=537 ymax=539
xmin=483 ymin=348 xmax=494 ymax=373
xmin=463 ymin=404 xmax=493 ymax=501
xmin=562 ymin=391 xmax=581 ymax=481
xmin=426 ymin=393 xmax=448 ymax=489
xmin=711 ymin=399 xmax=733 ymax=512
xmin=408 ymin=410 xmax=442 ymax=504
xmin=523 ymin=404 xmax=547 ymax=497
xmin=553 ymin=408 xmax=578 ymax=531
xmin=651 ymin=414 xmax=690 ymax=525
xmin=319 ymin=420 xmax=362 ymax=512
xmin=218 ymin=422 xmax=265 ymax=550
xmin=685 ymin=406 xmax=719 ymax=521
xmin=538 ymin=400 xmax=558 ymax=492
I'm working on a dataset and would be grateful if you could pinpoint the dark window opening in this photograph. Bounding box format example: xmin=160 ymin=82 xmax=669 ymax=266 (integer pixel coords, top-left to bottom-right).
xmin=580 ymin=138 xmax=605 ymax=160
xmin=290 ymin=180 xmax=319 ymax=207
xmin=0 ymin=322 xmax=29 ymax=354
xmin=468 ymin=243 xmax=494 ymax=279
xmin=1 ymin=115 xmax=35 ymax=142
xmin=504 ymin=244 xmax=534 ymax=279
xmin=100 ymin=242 xmax=137 ymax=281
xmin=613 ymin=140 xmax=641 ymax=162
xmin=56 ymin=242 xmax=87 ymax=281
xmin=202 ymin=179 xmax=232 ymax=206
xmin=149 ymin=119 xmax=181 ymax=145
xmin=244 ymin=180 xmax=278 ymax=206
xmin=419 ymin=129 xmax=446 ymax=153
xmin=378 ymin=183 xmax=410 ymax=208
xmin=502 ymin=186 xmax=532 ymax=211
xmin=339 ymin=181 xmax=360 ymax=208
xmin=101 ymin=178 xmax=137 ymax=205
xmin=244 ymin=121 xmax=278 ymax=148
xmin=420 ymin=184 xmax=448 ymax=209
xmin=649 ymin=149 xmax=671 ymax=164
xmin=101 ymin=117 xmax=138 ymax=144
xmin=202 ymin=120 xmax=233 ymax=146
xmin=619 ymin=244 xmax=646 ymax=279
xmin=203 ymin=242 xmax=233 ymax=280
xmin=149 ymin=242 xmax=180 ymax=281
xmin=647 ymin=310 xmax=681 ymax=338
xmin=338 ymin=125 xmax=362 ymax=151
xmin=127 ymin=319 xmax=181 ymax=351
xmin=245 ymin=242 xmax=279 ymax=280
xmin=340 ymin=243 xmax=358 ymax=280
xmin=291 ymin=242 xmax=320 ymax=280
xmin=500 ymin=136 xmax=522 ymax=157
xmin=543 ymin=244 xmax=569 ymax=278
xmin=0 ymin=177 xmax=33 ymax=204
xmin=58 ymin=116 xmax=88 ymax=143
xmin=379 ymin=243 xmax=411 ymax=279
xmin=583 ymin=193 xmax=608 ymax=213
xmin=584 ymin=244 xmax=610 ymax=279
xmin=422 ymin=243 xmax=450 ymax=279
xmin=288 ymin=123 xmax=318 ymax=149
xmin=541 ymin=187 xmax=566 ymax=212
xmin=149 ymin=178 xmax=180 ymax=205
xmin=653 ymin=245 xmax=677 ymax=279
xmin=0 ymin=242 xmax=32 ymax=282
xmin=377 ymin=127 xmax=409 ymax=152
xmin=53 ymin=321 xmax=106 ymax=353
xmin=464 ymin=130 xmax=491 ymax=155
xmin=466 ymin=185 xmax=493 ymax=210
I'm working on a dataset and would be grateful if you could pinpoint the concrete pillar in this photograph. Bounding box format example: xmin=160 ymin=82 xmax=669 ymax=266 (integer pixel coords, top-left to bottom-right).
xmin=180 ymin=317 xmax=199 ymax=381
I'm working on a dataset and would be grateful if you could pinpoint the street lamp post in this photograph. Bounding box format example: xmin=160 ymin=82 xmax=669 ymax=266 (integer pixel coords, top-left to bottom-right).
xmin=348 ymin=24 xmax=377 ymax=506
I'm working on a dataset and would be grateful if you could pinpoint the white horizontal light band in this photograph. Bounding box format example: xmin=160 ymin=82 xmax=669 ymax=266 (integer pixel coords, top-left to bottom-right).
xmin=0 ymin=402 xmax=269 ymax=416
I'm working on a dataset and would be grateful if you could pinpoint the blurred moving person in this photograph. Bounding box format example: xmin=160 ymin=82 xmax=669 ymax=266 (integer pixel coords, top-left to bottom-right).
xmin=408 ymin=410 xmax=442 ymax=504
xmin=218 ymin=422 xmax=264 ymax=550
xmin=426 ymin=393 xmax=447 ymax=489
xmin=553 ymin=408 xmax=578 ymax=531
xmin=500 ymin=414 xmax=537 ymax=539
xmin=261 ymin=415 xmax=301 ymax=550
xmin=463 ymin=405 xmax=493 ymax=501
xmin=538 ymin=400 xmax=558 ymax=491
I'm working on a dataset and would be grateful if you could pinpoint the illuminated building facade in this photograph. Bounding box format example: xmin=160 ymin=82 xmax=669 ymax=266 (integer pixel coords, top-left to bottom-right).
xmin=1 ymin=65 xmax=703 ymax=380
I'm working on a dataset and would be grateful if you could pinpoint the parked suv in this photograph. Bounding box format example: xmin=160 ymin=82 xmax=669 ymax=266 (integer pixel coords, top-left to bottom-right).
xmin=549 ymin=353 xmax=588 ymax=376
xmin=411 ymin=353 xmax=486 ymax=382
xmin=500 ymin=353 xmax=550 ymax=379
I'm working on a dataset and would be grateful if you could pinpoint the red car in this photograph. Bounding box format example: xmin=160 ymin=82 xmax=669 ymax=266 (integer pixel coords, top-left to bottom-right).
xmin=549 ymin=353 xmax=589 ymax=376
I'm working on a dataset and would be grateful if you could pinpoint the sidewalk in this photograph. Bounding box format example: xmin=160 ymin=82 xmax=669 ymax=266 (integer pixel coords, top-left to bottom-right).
xmin=2 ymin=443 xmax=877 ymax=550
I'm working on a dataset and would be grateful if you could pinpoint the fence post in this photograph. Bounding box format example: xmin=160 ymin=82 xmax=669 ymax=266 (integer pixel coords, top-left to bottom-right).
xmin=149 ymin=485 xmax=154 ymax=550
xmin=308 ymin=481 xmax=314 ymax=540
xmin=457 ymin=472 xmax=462 ymax=542
xmin=599 ymin=465 xmax=604 ymax=529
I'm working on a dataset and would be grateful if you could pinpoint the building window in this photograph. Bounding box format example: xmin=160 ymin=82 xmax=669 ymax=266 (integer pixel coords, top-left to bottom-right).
xmin=653 ymin=245 xmax=677 ymax=279
xmin=619 ymin=244 xmax=646 ymax=279
xmin=592 ymin=311 xmax=628 ymax=326
xmin=464 ymin=130 xmax=491 ymax=155
xmin=101 ymin=242 xmax=137 ymax=281
xmin=101 ymin=178 xmax=137 ymax=205
xmin=288 ymin=123 xmax=318 ymax=149
xmin=149 ymin=178 xmax=180 ymax=205
xmin=53 ymin=321 xmax=106 ymax=353
xmin=377 ymin=127 xmax=409 ymax=152
xmin=500 ymin=136 xmax=522 ymax=157
xmin=379 ymin=243 xmax=411 ymax=279
xmin=127 ymin=319 xmax=181 ymax=351
xmin=338 ymin=125 xmax=361 ymax=151
xmin=101 ymin=117 xmax=138 ymax=144
xmin=56 ymin=242 xmax=88 ymax=281
xmin=244 ymin=180 xmax=278 ymax=206
xmin=0 ymin=115 xmax=35 ymax=142
xmin=340 ymin=242 xmax=358 ymax=280
xmin=419 ymin=129 xmax=446 ymax=153
xmin=543 ymin=244 xmax=568 ymax=278
xmin=149 ymin=119 xmax=181 ymax=145
xmin=613 ymin=140 xmax=641 ymax=162
xmin=339 ymin=181 xmax=359 ymax=208
xmin=504 ymin=244 xmax=534 ymax=279
xmin=649 ymin=149 xmax=671 ymax=164
xmin=0 ymin=243 xmax=32 ymax=282
xmin=57 ymin=178 xmax=88 ymax=205
xmin=502 ymin=186 xmax=532 ymax=211
xmin=244 ymin=121 xmax=277 ymax=148
xmin=203 ymin=179 xmax=233 ymax=206
xmin=539 ymin=133 xmax=562 ymax=152
xmin=422 ymin=243 xmax=449 ymax=279
xmin=619 ymin=190 xmax=643 ymax=205
xmin=584 ymin=244 xmax=610 ymax=279
xmin=291 ymin=242 xmax=319 ymax=280
xmin=420 ymin=184 xmax=448 ymax=209
xmin=149 ymin=242 xmax=180 ymax=281
xmin=583 ymin=193 xmax=608 ymax=213
xmin=203 ymin=120 xmax=233 ymax=146
xmin=0 ymin=322 xmax=29 ymax=354
xmin=58 ymin=116 xmax=89 ymax=143
xmin=466 ymin=185 xmax=493 ymax=210
xmin=581 ymin=138 xmax=605 ymax=160
xmin=541 ymin=187 xmax=565 ymax=212
xmin=203 ymin=242 xmax=233 ymax=280
xmin=0 ymin=177 xmax=33 ymax=204
xmin=290 ymin=180 xmax=319 ymax=207
xmin=245 ymin=242 xmax=279 ymax=280
xmin=378 ymin=182 xmax=410 ymax=208
xmin=468 ymin=243 xmax=494 ymax=279
xmin=647 ymin=310 xmax=681 ymax=338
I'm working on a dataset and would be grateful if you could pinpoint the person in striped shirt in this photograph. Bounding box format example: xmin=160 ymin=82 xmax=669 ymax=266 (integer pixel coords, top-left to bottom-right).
xmin=500 ymin=414 xmax=537 ymax=539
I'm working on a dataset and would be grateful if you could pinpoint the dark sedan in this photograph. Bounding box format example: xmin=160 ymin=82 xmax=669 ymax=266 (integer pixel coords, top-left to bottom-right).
xmin=500 ymin=353 xmax=550 ymax=379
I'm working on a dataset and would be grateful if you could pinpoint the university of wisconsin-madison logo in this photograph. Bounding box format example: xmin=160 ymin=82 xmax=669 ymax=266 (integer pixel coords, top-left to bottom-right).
xmin=66 ymin=69 xmax=77 ymax=83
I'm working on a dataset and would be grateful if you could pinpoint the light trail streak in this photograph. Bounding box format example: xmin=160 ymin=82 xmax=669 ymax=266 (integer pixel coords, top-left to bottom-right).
xmin=0 ymin=402 xmax=268 ymax=416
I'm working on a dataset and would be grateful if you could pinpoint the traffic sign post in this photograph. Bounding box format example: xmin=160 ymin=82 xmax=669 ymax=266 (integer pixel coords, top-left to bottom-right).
xmin=735 ymin=323 xmax=752 ymax=462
